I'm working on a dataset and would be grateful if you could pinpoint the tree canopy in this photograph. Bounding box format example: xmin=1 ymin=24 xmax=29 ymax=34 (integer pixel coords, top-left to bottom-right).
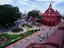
xmin=0 ymin=4 xmax=21 ymax=27
xmin=28 ymin=10 xmax=42 ymax=20
xmin=28 ymin=10 xmax=39 ymax=18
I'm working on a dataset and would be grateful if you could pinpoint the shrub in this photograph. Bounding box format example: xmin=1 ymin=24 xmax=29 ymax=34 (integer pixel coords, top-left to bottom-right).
xmin=0 ymin=28 xmax=40 ymax=48
xmin=12 ymin=28 xmax=23 ymax=33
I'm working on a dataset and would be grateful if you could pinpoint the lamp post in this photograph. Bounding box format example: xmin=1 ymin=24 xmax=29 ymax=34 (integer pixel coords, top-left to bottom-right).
xmin=46 ymin=32 xmax=48 ymax=40
xmin=40 ymin=34 xmax=43 ymax=42
xmin=31 ymin=39 xmax=34 ymax=48
xmin=37 ymin=31 xmax=41 ymax=42
xmin=40 ymin=23 xmax=42 ymax=42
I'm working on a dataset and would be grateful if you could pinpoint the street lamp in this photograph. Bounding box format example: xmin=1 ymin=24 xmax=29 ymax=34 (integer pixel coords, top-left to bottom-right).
xmin=46 ymin=32 xmax=48 ymax=40
xmin=30 ymin=39 xmax=34 ymax=48
xmin=37 ymin=31 xmax=42 ymax=42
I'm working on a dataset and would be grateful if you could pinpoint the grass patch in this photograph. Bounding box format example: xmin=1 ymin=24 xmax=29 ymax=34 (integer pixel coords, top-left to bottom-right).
xmin=0 ymin=28 xmax=40 ymax=48
xmin=1 ymin=33 xmax=21 ymax=40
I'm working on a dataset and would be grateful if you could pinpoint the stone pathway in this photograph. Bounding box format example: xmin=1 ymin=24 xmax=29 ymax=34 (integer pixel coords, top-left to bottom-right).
xmin=6 ymin=20 xmax=64 ymax=48
xmin=6 ymin=25 xmax=59 ymax=48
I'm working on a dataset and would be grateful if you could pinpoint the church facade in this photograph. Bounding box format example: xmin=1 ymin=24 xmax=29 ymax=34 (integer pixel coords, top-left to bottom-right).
xmin=41 ymin=4 xmax=62 ymax=26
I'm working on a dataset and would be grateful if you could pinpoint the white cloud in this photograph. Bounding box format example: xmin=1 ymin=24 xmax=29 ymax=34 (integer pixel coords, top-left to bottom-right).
xmin=22 ymin=0 xmax=30 ymax=1
xmin=35 ymin=0 xmax=64 ymax=6
xmin=18 ymin=1 xmax=28 ymax=5
xmin=18 ymin=0 xmax=51 ymax=13
xmin=36 ymin=0 xmax=50 ymax=1
xmin=35 ymin=0 xmax=64 ymax=10
xmin=53 ymin=0 xmax=64 ymax=8
xmin=18 ymin=0 xmax=38 ymax=7
xmin=36 ymin=0 xmax=64 ymax=1
xmin=0 ymin=0 xmax=63 ymax=14
xmin=0 ymin=0 xmax=13 ymax=5
xmin=18 ymin=0 xmax=64 ymax=14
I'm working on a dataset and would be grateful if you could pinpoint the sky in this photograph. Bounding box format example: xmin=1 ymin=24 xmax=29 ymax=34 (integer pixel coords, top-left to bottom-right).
xmin=0 ymin=0 xmax=64 ymax=15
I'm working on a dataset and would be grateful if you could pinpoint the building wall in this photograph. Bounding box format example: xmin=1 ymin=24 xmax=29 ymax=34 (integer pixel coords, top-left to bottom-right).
xmin=41 ymin=16 xmax=62 ymax=26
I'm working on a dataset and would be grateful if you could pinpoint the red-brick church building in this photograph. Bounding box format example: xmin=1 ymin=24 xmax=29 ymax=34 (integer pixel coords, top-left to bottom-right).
xmin=41 ymin=4 xmax=62 ymax=26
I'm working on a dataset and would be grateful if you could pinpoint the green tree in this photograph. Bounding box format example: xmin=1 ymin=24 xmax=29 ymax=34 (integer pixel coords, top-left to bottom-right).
xmin=28 ymin=10 xmax=40 ymax=24
xmin=0 ymin=4 xmax=21 ymax=27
